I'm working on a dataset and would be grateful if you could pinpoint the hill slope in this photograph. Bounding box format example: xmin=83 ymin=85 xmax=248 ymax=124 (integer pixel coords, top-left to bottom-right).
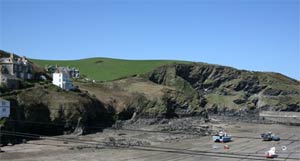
xmin=74 ymin=63 xmax=299 ymax=121
xmin=30 ymin=56 xmax=300 ymax=118
xmin=2 ymin=51 xmax=299 ymax=138
xmin=145 ymin=63 xmax=300 ymax=114
xmin=31 ymin=58 xmax=187 ymax=81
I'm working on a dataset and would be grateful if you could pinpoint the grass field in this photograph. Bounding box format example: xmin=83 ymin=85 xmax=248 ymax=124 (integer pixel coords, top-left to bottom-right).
xmin=31 ymin=58 xmax=187 ymax=81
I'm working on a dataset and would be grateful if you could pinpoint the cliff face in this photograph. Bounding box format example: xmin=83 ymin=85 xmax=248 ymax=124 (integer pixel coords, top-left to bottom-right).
xmin=76 ymin=77 xmax=206 ymax=120
xmin=76 ymin=62 xmax=299 ymax=121
xmin=1 ymin=60 xmax=299 ymax=139
xmin=147 ymin=63 xmax=300 ymax=115
xmin=1 ymin=84 xmax=113 ymax=135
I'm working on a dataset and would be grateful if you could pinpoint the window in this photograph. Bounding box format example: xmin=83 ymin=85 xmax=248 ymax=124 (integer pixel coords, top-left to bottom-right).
xmin=2 ymin=101 xmax=5 ymax=106
xmin=2 ymin=108 xmax=6 ymax=112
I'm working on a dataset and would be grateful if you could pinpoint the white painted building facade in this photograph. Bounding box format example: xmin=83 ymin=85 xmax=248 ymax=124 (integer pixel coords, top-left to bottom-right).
xmin=52 ymin=72 xmax=73 ymax=90
xmin=0 ymin=98 xmax=10 ymax=119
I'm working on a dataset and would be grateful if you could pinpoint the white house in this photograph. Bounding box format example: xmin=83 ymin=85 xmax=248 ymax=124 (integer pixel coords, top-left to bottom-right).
xmin=52 ymin=72 xmax=74 ymax=90
xmin=0 ymin=98 xmax=10 ymax=119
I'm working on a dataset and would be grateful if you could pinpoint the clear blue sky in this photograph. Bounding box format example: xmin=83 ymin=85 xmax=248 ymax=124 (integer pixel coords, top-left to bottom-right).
xmin=0 ymin=0 xmax=299 ymax=79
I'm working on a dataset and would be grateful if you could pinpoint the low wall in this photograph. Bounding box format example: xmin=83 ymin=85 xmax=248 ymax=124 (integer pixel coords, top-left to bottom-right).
xmin=259 ymin=111 xmax=300 ymax=125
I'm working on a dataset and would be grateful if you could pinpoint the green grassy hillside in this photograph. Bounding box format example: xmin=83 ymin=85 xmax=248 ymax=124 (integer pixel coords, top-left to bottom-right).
xmin=31 ymin=58 xmax=187 ymax=81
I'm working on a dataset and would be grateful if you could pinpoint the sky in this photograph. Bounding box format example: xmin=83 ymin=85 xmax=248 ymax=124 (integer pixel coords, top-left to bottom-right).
xmin=0 ymin=0 xmax=299 ymax=79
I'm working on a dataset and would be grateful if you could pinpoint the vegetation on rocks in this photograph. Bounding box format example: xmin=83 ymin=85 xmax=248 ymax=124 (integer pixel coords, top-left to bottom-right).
xmin=1 ymin=51 xmax=299 ymax=140
xmin=145 ymin=63 xmax=300 ymax=115
xmin=76 ymin=76 xmax=205 ymax=120
xmin=1 ymin=83 xmax=114 ymax=136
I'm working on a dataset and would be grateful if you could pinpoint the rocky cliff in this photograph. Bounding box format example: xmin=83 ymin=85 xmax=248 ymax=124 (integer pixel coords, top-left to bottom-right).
xmin=1 ymin=60 xmax=299 ymax=140
xmin=1 ymin=84 xmax=113 ymax=136
xmin=146 ymin=63 xmax=300 ymax=116
xmin=76 ymin=76 xmax=206 ymax=120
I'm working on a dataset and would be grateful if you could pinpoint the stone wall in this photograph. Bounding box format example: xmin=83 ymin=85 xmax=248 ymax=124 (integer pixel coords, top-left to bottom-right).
xmin=259 ymin=111 xmax=300 ymax=125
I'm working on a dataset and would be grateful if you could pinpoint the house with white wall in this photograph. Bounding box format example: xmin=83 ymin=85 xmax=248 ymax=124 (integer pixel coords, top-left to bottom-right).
xmin=0 ymin=98 xmax=10 ymax=119
xmin=52 ymin=72 xmax=74 ymax=90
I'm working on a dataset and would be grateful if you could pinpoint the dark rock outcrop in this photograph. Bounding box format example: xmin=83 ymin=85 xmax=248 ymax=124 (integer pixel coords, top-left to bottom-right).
xmin=1 ymin=84 xmax=114 ymax=135
xmin=233 ymin=98 xmax=246 ymax=104
xmin=145 ymin=63 xmax=300 ymax=116
xmin=263 ymin=88 xmax=282 ymax=96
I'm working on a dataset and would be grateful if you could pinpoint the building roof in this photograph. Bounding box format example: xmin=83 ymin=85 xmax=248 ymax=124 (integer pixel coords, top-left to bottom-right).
xmin=0 ymin=58 xmax=13 ymax=64
xmin=53 ymin=71 xmax=71 ymax=77
xmin=0 ymin=98 xmax=9 ymax=102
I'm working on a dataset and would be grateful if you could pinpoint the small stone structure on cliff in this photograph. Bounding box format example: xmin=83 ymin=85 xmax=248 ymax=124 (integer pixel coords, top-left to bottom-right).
xmin=0 ymin=53 xmax=33 ymax=89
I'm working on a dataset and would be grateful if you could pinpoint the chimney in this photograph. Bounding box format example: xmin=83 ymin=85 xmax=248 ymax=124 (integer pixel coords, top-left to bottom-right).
xmin=10 ymin=53 xmax=14 ymax=59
